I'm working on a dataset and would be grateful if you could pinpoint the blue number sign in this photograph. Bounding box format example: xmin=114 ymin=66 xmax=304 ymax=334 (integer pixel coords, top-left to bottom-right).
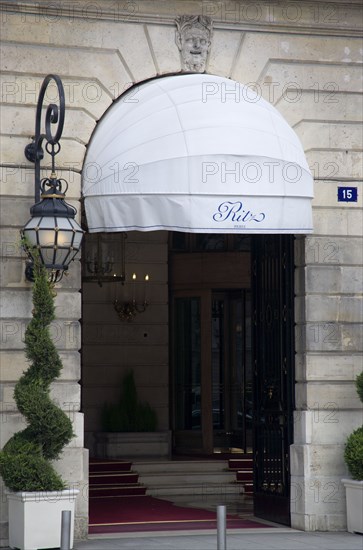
xmin=337 ymin=187 xmax=358 ymax=202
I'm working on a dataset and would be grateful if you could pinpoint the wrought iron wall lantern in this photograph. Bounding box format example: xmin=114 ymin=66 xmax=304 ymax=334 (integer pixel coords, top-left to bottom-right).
xmin=114 ymin=272 xmax=150 ymax=322
xmin=21 ymin=74 xmax=84 ymax=283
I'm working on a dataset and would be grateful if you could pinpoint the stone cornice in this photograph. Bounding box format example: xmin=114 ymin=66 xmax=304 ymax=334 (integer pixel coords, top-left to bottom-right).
xmin=0 ymin=1 xmax=362 ymax=37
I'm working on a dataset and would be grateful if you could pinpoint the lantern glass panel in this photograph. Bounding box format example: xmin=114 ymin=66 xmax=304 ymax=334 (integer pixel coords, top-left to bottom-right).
xmin=38 ymin=228 xmax=58 ymax=248
xmin=22 ymin=228 xmax=37 ymax=247
xmin=72 ymin=231 xmax=83 ymax=249
xmin=56 ymin=229 xmax=74 ymax=248
xmin=54 ymin=247 xmax=71 ymax=266
xmin=41 ymin=247 xmax=56 ymax=266
xmin=25 ymin=217 xmax=39 ymax=230
xmin=57 ymin=217 xmax=74 ymax=230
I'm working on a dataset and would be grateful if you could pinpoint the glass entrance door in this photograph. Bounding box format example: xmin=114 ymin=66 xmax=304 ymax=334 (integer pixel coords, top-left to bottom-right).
xmin=173 ymin=296 xmax=202 ymax=431
xmin=172 ymin=291 xmax=211 ymax=453
xmin=172 ymin=289 xmax=252 ymax=455
xmin=211 ymin=291 xmax=252 ymax=452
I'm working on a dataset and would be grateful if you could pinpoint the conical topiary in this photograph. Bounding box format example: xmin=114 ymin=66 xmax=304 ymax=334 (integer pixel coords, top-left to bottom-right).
xmin=0 ymin=257 xmax=74 ymax=491
xmin=101 ymin=370 xmax=158 ymax=432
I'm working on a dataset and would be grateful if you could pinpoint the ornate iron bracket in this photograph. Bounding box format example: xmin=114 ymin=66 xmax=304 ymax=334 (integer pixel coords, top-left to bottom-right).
xmin=24 ymin=74 xmax=65 ymax=202
xmin=22 ymin=74 xmax=84 ymax=283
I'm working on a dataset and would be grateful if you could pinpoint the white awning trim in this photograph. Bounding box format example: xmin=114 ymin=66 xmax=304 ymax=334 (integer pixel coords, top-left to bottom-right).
xmin=85 ymin=196 xmax=313 ymax=234
xmin=83 ymin=74 xmax=314 ymax=234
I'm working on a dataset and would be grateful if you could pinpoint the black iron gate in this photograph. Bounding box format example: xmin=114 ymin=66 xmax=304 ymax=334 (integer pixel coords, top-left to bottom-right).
xmin=252 ymin=235 xmax=295 ymax=526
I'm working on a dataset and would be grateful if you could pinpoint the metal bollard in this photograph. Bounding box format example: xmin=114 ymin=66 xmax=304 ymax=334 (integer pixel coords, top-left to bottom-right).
xmin=60 ymin=510 xmax=72 ymax=550
xmin=217 ymin=504 xmax=226 ymax=550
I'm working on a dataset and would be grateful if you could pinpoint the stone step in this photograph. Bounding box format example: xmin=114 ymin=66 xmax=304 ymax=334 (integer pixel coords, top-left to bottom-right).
xmin=89 ymin=472 xmax=139 ymax=485
xmin=89 ymin=484 xmax=147 ymax=497
xmin=138 ymin=470 xmax=236 ymax=486
xmin=228 ymin=457 xmax=253 ymax=470
xmin=237 ymin=481 xmax=254 ymax=495
xmin=88 ymin=458 xmax=248 ymax=499
xmin=133 ymin=460 xmax=229 ymax=474
xmin=236 ymin=470 xmax=253 ymax=482
xmin=89 ymin=460 xmax=132 ymax=473
xmin=133 ymin=459 xmax=242 ymax=497
xmin=146 ymin=482 xmax=243 ymax=497
xmin=227 ymin=456 xmax=254 ymax=495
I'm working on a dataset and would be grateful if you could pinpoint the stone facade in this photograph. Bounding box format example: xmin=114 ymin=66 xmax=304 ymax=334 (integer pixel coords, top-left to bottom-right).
xmin=0 ymin=0 xmax=362 ymax=544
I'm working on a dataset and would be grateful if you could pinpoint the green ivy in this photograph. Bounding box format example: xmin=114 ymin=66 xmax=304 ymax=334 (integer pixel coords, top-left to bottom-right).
xmin=0 ymin=258 xmax=74 ymax=491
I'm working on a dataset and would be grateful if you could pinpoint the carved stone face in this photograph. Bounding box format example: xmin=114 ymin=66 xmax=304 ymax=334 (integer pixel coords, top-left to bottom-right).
xmin=177 ymin=26 xmax=211 ymax=72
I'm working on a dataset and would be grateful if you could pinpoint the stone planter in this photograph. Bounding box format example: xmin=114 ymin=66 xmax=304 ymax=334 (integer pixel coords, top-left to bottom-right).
xmin=95 ymin=431 xmax=172 ymax=459
xmin=342 ymin=479 xmax=363 ymax=534
xmin=7 ymin=489 xmax=79 ymax=550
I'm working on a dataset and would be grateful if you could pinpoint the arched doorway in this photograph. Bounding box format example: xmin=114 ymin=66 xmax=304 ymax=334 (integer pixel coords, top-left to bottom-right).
xmin=81 ymin=73 xmax=313 ymax=527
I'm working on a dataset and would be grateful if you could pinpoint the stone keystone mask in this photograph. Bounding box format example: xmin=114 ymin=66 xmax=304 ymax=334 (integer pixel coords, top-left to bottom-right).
xmin=175 ymin=15 xmax=213 ymax=73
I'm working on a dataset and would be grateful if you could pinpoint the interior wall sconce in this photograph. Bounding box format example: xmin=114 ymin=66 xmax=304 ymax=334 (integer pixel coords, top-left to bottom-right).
xmin=82 ymin=231 xmax=150 ymax=321
xmin=83 ymin=232 xmax=126 ymax=286
xmin=21 ymin=74 xmax=84 ymax=283
xmin=114 ymin=272 xmax=150 ymax=322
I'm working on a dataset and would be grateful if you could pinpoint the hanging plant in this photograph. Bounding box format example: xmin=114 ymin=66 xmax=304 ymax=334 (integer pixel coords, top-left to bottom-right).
xmin=0 ymin=255 xmax=74 ymax=491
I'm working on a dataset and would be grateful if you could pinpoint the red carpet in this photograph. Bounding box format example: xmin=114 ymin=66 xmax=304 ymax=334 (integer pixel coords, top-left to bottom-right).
xmin=88 ymin=457 xmax=266 ymax=534
xmin=89 ymin=495 xmax=270 ymax=534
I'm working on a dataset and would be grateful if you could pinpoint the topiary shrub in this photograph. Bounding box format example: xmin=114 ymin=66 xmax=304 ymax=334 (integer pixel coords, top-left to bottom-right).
xmin=356 ymin=371 xmax=363 ymax=404
xmin=344 ymin=372 xmax=363 ymax=481
xmin=101 ymin=370 xmax=158 ymax=432
xmin=0 ymin=258 xmax=74 ymax=491
xmin=344 ymin=427 xmax=363 ymax=481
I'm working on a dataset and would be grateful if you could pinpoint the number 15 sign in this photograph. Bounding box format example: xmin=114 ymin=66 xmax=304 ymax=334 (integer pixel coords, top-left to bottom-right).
xmin=337 ymin=187 xmax=358 ymax=202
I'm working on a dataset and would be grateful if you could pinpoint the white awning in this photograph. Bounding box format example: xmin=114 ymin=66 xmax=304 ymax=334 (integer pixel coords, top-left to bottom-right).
xmin=83 ymin=74 xmax=313 ymax=234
